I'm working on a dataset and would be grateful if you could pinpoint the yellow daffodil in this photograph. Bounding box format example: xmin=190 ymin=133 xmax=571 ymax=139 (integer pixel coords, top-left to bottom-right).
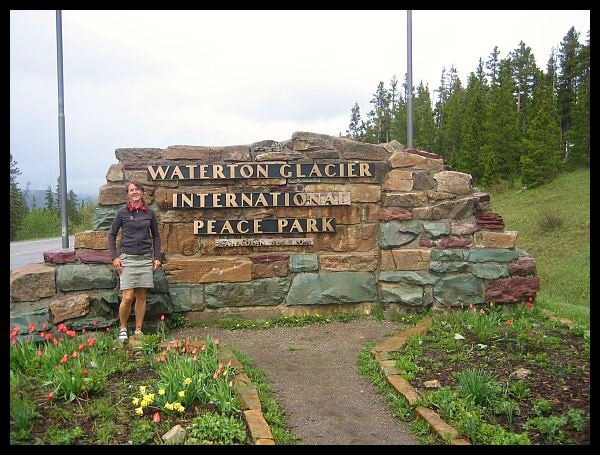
xmin=141 ymin=399 xmax=149 ymax=407
xmin=135 ymin=407 xmax=144 ymax=416
xmin=178 ymin=390 xmax=185 ymax=398
xmin=164 ymin=402 xmax=174 ymax=410
xmin=183 ymin=377 xmax=192 ymax=385
xmin=158 ymin=388 xmax=165 ymax=395
xmin=139 ymin=386 xmax=147 ymax=395
xmin=132 ymin=397 xmax=139 ymax=406
xmin=145 ymin=393 xmax=155 ymax=402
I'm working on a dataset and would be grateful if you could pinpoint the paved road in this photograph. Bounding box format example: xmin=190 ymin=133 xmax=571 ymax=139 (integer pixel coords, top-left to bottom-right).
xmin=10 ymin=236 xmax=75 ymax=270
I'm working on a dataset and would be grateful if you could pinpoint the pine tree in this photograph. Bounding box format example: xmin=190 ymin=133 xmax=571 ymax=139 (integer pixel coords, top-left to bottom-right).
xmin=10 ymin=154 xmax=29 ymax=240
xmin=481 ymin=58 xmax=520 ymax=185
xmin=44 ymin=185 xmax=55 ymax=212
xmin=453 ymin=71 xmax=487 ymax=181
xmin=413 ymin=82 xmax=436 ymax=152
xmin=567 ymin=30 xmax=590 ymax=167
xmin=486 ymin=46 xmax=501 ymax=86
xmin=67 ymin=189 xmax=80 ymax=224
xmin=347 ymin=102 xmax=364 ymax=140
xmin=520 ymin=71 xmax=563 ymax=187
xmin=510 ymin=41 xmax=539 ymax=136
xmin=366 ymin=81 xmax=391 ymax=143
xmin=557 ymin=26 xmax=582 ymax=162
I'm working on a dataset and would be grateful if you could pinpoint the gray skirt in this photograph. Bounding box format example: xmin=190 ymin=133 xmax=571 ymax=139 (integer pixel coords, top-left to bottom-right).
xmin=119 ymin=253 xmax=154 ymax=290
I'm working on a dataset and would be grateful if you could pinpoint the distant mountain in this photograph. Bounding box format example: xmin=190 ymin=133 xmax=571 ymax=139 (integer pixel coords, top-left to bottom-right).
xmin=23 ymin=190 xmax=97 ymax=211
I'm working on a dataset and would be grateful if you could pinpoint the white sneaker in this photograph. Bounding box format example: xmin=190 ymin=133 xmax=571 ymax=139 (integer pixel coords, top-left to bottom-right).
xmin=133 ymin=330 xmax=143 ymax=337
xmin=118 ymin=329 xmax=128 ymax=341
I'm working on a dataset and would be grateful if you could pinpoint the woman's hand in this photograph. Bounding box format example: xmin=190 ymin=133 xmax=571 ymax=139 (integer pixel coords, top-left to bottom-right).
xmin=153 ymin=259 xmax=162 ymax=270
xmin=112 ymin=258 xmax=123 ymax=274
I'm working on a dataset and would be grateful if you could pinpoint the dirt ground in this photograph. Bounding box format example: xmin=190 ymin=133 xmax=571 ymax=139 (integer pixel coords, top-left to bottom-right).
xmin=172 ymin=319 xmax=421 ymax=445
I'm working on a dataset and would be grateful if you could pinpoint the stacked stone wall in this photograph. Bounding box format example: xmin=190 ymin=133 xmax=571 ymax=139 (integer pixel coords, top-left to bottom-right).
xmin=10 ymin=132 xmax=539 ymax=336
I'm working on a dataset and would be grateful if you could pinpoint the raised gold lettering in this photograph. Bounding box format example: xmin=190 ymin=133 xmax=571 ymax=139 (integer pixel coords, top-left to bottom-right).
xmin=148 ymin=165 xmax=168 ymax=180
xmin=348 ymin=162 xmax=356 ymax=177
xmin=255 ymin=193 xmax=268 ymax=207
xmin=307 ymin=218 xmax=318 ymax=232
xmin=290 ymin=219 xmax=303 ymax=232
xmin=237 ymin=220 xmax=249 ymax=234
xmin=309 ymin=164 xmax=322 ymax=177
xmin=292 ymin=193 xmax=306 ymax=206
xmin=256 ymin=164 xmax=268 ymax=178
xmin=169 ymin=166 xmax=184 ymax=180
xmin=359 ymin=162 xmax=372 ymax=177
xmin=212 ymin=193 xmax=223 ymax=208
xmin=181 ymin=193 xmax=194 ymax=208
xmin=277 ymin=219 xmax=289 ymax=232
xmin=198 ymin=193 xmax=208 ymax=208
xmin=199 ymin=165 xmax=208 ymax=178
xmin=213 ymin=164 xmax=225 ymax=179
xmin=186 ymin=164 xmax=198 ymax=179
xmin=221 ymin=220 xmax=234 ymax=234
xmin=172 ymin=193 xmax=178 ymax=207
xmin=270 ymin=192 xmax=280 ymax=206
xmin=207 ymin=220 xmax=216 ymax=234
xmin=225 ymin=193 xmax=237 ymax=208
xmin=240 ymin=164 xmax=253 ymax=178
xmin=324 ymin=164 xmax=335 ymax=177
xmin=280 ymin=164 xmax=291 ymax=178
xmin=254 ymin=219 xmax=263 ymax=233
xmin=193 ymin=220 xmax=204 ymax=234
xmin=323 ymin=218 xmax=334 ymax=232
xmin=296 ymin=163 xmax=306 ymax=178
xmin=241 ymin=193 xmax=252 ymax=206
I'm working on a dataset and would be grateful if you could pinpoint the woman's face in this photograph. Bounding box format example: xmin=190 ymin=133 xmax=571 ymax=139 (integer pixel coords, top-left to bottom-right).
xmin=127 ymin=184 xmax=143 ymax=204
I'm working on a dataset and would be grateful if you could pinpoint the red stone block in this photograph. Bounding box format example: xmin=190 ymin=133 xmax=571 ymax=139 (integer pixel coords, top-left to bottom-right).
xmin=484 ymin=276 xmax=540 ymax=303
xmin=475 ymin=212 xmax=504 ymax=230
xmin=379 ymin=207 xmax=412 ymax=221
xmin=75 ymin=250 xmax=113 ymax=264
xmin=508 ymin=257 xmax=537 ymax=276
xmin=438 ymin=237 xmax=472 ymax=249
xmin=404 ymin=148 xmax=443 ymax=160
xmin=250 ymin=254 xmax=290 ymax=264
xmin=43 ymin=251 xmax=77 ymax=264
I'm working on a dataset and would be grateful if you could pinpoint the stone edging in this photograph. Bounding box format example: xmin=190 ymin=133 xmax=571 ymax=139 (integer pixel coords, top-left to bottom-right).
xmin=151 ymin=340 xmax=275 ymax=445
xmin=371 ymin=313 xmax=579 ymax=445
xmin=370 ymin=318 xmax=470 ymax=445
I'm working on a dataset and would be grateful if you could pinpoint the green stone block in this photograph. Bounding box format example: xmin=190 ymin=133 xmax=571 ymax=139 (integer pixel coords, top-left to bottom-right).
xmin=286 ymin=273 xmax=322 ymax=305
xmin=430 ymin=249 xmax=465 ymax=261
xmin=422 ymin=222 xmax=450 ymax=238
xmin=378 ymin=270 xmax=439 ymax=285
xmin=168 ymin=284 xmax=203 ymax=312
xmin=379 ymin=221 xmax=420 ymax=248
xmin=149 ymin=268 xmax=170 ymax=294
xmin=57 ymin=264 xmax=117 ymax=291
xmin=467 ymin=249 xmax=518 ymax=263
xmin=379 ymin=282 xmax=424 ymax=306
xmin=429 ymin=261 xmax=470 ymax=273
xmin=469 ymin=263 xmax=509 ymax=280
xmin=205 ymin=277 xmax=291 ymax=308
xmin=94 ymin=206 xmax=118 ymax=231
xmin=433 ymin=273 xmax=484 ymax=307
xmin=289 ymin=254 xmax=319 ymax=272
xmin=10 ymin=301 xmax=50 ymax=334
xmin=320 ymin=272 xmax=377 ymax=304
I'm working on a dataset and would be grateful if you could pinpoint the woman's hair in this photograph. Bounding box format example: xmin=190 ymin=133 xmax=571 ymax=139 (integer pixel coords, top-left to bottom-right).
xmin=125 ymin=181 xmax=145 ymax=194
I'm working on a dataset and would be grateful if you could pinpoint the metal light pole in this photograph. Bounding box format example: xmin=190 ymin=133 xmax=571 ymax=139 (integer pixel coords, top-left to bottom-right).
xmin=407 ymin=10 xmax=413 ymax=148
xmin=56 ymin=10 xmax=69 ymax=248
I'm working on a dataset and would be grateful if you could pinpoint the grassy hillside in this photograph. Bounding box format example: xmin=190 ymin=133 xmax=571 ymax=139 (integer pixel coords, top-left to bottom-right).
xmin=484 ymin=169 xmax=590 ymax=325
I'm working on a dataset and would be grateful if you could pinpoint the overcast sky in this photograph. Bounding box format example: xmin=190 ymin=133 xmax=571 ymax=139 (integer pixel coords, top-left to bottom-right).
xmin=10 ymin=9 xmax=590 ymax=197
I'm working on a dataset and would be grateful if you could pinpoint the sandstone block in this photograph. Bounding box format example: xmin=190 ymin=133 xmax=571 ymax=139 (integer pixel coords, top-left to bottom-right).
xmin=163 ymin=145 xmax=222 ymax=161
xmin=252 ymin=261 xmax=289 ymax=279
xmin=412 ymin=171 xmax=437 ymax=190
xmin=160 ymin=223 xmax=199 ymax=255
xmin=238 ymin=385 xmax=262 ymax=411
xmin=10 ymin=263 xmax=56 ymax=302
xmin=388 ymin=149 xmax=444 ymax=171
xmin=382 ymin=170 xmax=413 ymax=191
xmin=390 ymin=249 xmax=431 ymax=270
xmin=106 ymin=164 xmax=124 ymax=182
xmin=349 ymin=184 xmax=381 ymax=202
xmin=115 ymin=148 xmax=163 ymax=162
xmin=48 ymin=293 xmax=90 ymax=323
xmin=319 ymin=252 xmax=378 ymax=271
xmin=222 ymin=145 xmax=252 ymax=161
xmin=474 ymin=230 xmax=518 ymax=249
xmin=333 ymin=138 xmax=389 ymax=160
xmin=450 ymin=220 xmax=478 ymax=235
xmin=382 ymin=192 xmax=427 ymax=208
xmin=163 ymin=257 xmax=252 ymax=284
xmin=243 ymin=410 xmax=273 ymax=441
xmin=433 ymin=171 xmax=472 ymax=194
xmin=75 ymin=230 xmax=121 ymax=250
xmin=310 ymin=224 xmax=377 ymax=252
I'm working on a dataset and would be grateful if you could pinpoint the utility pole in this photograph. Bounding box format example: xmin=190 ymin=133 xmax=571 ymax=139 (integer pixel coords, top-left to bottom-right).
xmin=407 ymin=10 xmax=413 ymax=148
xmin=56 ymin=10 xmax=69 ymax=248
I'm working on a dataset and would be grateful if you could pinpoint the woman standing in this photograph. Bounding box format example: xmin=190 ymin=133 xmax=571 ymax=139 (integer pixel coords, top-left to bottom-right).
xmin=108 ymin=181 xmax=161 ymax=341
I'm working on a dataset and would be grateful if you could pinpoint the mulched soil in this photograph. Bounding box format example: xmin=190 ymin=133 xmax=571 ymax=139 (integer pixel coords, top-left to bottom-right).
xmin=409 ymin=325 xmax=590 ymax=444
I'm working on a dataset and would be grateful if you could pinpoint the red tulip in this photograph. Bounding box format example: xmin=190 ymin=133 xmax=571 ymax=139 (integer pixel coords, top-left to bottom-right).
xmin=72 ymin=351 xmax=78 ymax=358
xmin=87 ymin=337 xmax=95 ymax=347
xmin=82 ymin=370 xmax=89 ymax=376
xmin=160 ymin=314 xmax=165 ymax=321
xmin=37 ymin=350 xmax=43 ymax=357
xmin=153 ymin=412 xmax=161 ymax=423
xmin=47 ymin=393 xmax=55 ymax=400
xmin=59 ymin=355 xmax=68 ymax=364
xmin=28 ymin=323 xmax=36 ymax=332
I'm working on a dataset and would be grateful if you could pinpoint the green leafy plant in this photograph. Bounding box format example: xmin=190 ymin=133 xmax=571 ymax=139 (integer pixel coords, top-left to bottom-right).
xmin=531 ymin=398 xmax=552 ymax=416
xmin=186 ymin=411 xmax=247 ymax=445
xmin=524 ymin=415 xmax=567 ymax=444
xmin=456 ymin=368 xmax=502 ymax=407
xmin=131 ymin=419 xmax=155 ymax=444
xmin=43 ymin=425 xmax=84 ymax=444
xmin=564 ymin=408 xmax=585 ymax=432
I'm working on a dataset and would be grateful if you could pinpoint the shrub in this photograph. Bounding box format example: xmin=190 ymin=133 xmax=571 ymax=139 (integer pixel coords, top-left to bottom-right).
xmin=186 ymin=411 xmax=247 ymax=445
xmin=456 ymin=368 xmax=502 ymax=407
xmin=16 ymin=208 xmax=61 ymax=240
xmin=536 ymin=210 xmax=564 ymax=232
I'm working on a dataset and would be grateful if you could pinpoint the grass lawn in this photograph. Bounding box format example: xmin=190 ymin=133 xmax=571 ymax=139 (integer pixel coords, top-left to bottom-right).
xmin=484 ymin=168 xmax=590 ymax=325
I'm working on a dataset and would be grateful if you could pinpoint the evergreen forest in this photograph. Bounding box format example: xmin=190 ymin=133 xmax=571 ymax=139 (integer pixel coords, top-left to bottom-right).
xmin=345 ymin=27 xmax=589 ymax=189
